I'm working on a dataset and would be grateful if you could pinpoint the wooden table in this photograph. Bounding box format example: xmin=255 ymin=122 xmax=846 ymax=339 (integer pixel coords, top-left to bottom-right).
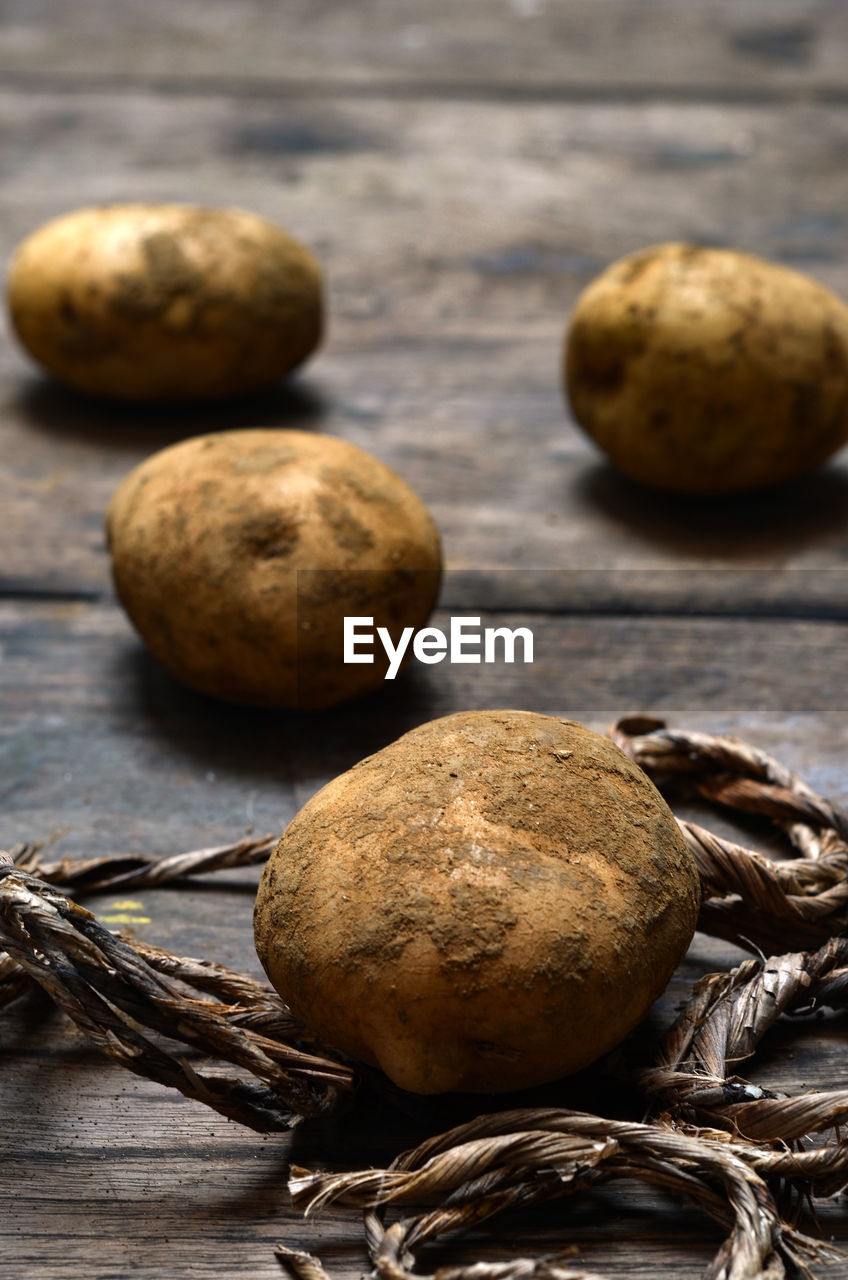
xmin=2 ymin=4 xmax=848 ymax=1276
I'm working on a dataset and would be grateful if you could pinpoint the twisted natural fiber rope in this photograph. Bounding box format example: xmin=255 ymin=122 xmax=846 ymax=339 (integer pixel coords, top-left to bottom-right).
xmin=10 ymin=832 xmax=278 ymax=892
xmin=0 ymin=833 xmax=300 ymax=1014
xmin=643 ymin=936 xmax=848 ymax=1152
xmin=281 ymin=721 xmax=848 ymax=1280
xmin=288 ymin=1107 xmax=836 ymax=1280
xmin=0 ymin=834 xmax=281 ymax=1009
xmin=277 ymin=1246 xmax=613 ymax=1280
xmin=5 ymin=720 xmax=848 ymax=1278
xmin=611 ymin=717 xmax=848 ymax=954
xmin=0 ymin=854 xmax=352 ymax=1130
xmin=610 ymin=715 xmax=848 ymax=843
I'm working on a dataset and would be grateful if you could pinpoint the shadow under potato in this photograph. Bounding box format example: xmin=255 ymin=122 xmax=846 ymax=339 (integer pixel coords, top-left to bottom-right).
xmin=11 ymin=373 xmax=328 ymax=451
xmin=576 ymin=458 xmax=848 ymax=563
xmin=118 ymin=642 xmax=453 ymax=791
xmin=290 ymin=1029 xmax=653 ymax=1175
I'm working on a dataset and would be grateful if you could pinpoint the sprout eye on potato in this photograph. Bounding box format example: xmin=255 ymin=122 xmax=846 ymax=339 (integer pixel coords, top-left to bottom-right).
xmin=106 ymin=428 xmax=441 ymax=709
xmin=7 ymin=203 xmax=323 ymax=400
xmin=565 ymin=242 xmax=848 ymax=494
xmin=254 ymin=709 xmax=700 ymax=1095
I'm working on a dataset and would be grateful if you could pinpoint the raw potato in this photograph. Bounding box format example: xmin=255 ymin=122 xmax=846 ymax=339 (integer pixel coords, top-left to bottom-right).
xmin=106 ymin=428 xmax=441 ymax=709
xmin=565 ymin=243 xmax=848 ymax=494
xmin=254 ymin=710 xmax=700 ymax=1094
xmin=7 ymin=204 xmax=322 ymax=400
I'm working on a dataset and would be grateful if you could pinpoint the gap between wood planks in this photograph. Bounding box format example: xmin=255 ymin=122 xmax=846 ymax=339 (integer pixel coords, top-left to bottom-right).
xmin=1 ymin=583 xmax=848 ymax=624
xmin=1 ymin=69 xmax=847 ymax=107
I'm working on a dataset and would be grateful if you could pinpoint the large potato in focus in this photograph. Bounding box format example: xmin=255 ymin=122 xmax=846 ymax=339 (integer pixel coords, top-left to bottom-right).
xmin=106 ymin=429 xmax=441 ymax=709
xmin=7 ymin=204 xmax=322 ymax=400
xmin=565 ymin=243 xmax=848 ymax=493
xmin=254 ymin=710 xmax=700 ymax=1094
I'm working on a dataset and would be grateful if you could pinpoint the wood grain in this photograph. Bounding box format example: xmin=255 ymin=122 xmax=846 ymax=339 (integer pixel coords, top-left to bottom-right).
xmin=3 ymin=90 xmax=848 ymax=601
xmin=0 ymin=1004 xmax=744 ymax=1280
xmin=2 ymin=593 xmax=848 ymax=1279
xmin=2 ymin=651 xmax=848 ymax=1279
xmin=2 ymin=601 xmax=847 ymax=1275
xmin=0 ymin=0 xmax=845 ymax=98
xmin=2 ymin=599 xmax=847 ymax=860
xmin=3 ymin=3 xmax=848 ymax=1276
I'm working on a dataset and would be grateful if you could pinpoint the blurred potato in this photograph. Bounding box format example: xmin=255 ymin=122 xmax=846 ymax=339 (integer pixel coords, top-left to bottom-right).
xmin=565 ymin=243 xmax=848 ymax=494
xmin=106 ymin=429 xmax=442 ymax=709
xmin=7 ymin=204 xmax=323 ymax=400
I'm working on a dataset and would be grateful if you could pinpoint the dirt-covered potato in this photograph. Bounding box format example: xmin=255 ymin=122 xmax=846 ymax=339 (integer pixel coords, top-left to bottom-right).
xmin=106 ymin=429 xmax=441 ymax=709
xmin=565 ymin=243 xmax=848 ymax=494
xmin=7 ymin=204 xmax=322 ymax=400
xmin=254 ymin=710 xmax=700 ymax=1094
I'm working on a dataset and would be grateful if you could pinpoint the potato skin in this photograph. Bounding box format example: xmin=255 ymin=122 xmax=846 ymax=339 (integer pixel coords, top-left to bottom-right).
xmin=7 ymin=204 xmax=322 ymax=400
xmin=105 ymin=429 xmax=441 ymax=709
xmin=565 ymin=243 xmax=848 ymax=494
xmin=254 ymin=710 xmax=700 ymax=1094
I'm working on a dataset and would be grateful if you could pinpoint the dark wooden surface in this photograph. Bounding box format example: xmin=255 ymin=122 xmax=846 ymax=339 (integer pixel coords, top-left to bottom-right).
xmin=2 ymin=3 xmax=848 ymax=1278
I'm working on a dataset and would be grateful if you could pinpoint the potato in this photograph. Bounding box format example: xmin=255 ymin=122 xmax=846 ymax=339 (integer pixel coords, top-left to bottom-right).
xmin=254 ymin=710 xmax=699 ymax=1094
xmin=565 ymin=243 xmax=848 ymax=494
xmin=7 ymin=204 xmax=322 ymax=400
xmin=106 ymin=428 xmax=441 ymax=709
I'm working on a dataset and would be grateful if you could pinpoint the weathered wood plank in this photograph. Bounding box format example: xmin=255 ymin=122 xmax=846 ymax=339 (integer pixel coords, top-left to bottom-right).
xmin=4 ymin=6 xmax=848 ymax=1276
xmin=2 ymin=599 xmax=847 ymax=861
xmin=2 ymin=597 xmax=848 ymax=1277
xmin=0 ymin=1008 xmax=745 ymax=1280
xmin=3 ymin=90 xmax=848 ymax=603
xmin=0 ymin=0 xmax=846 ymax=98
xmin=5 ymin=890 xmax=848 ymax=1279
